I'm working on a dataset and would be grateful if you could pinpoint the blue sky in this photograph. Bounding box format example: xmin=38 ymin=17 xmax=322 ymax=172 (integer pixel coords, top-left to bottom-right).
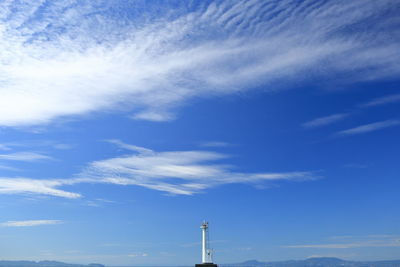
xmin=0 ymin=0 xmax=400 ymax=265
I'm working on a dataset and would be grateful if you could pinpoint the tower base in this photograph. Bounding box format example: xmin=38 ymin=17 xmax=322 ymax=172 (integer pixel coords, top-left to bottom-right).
xmin=196 ymin=264 xmax=218 ymax=267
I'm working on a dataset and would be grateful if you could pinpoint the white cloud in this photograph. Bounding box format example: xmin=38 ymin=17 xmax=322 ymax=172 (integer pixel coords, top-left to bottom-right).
xmin=1 ymin=220 xmax=62 ymax=227
xmin=0 ymin=140 xmax=73 ymax=151
xmin=336 ymin=119 xmax=400 ymax=136
xmin=106 ymin=139 xmax=154 ymax=154
xmin=0 ymin=152 xmax=52 ymax=162
xmin=303 ymin=93 xmax=400 ymax=131
xmin=128 ymin=253 xmax=148 ymax=258
xmin=0 ymin=144 xmax=12 ymax=151
xmin=302 ymin=113 xmax=349 ymax=128
xmin=0 ymin=140 xmax=317 ymax=198
xmin=0 ymin=177 xmax=81 ymax=198
xmin=131 ymin=111 xmax=174 ymax=122
xmin=0 ymin=140 xmax=318 ymax=197
xmin=0 ymin=164 xmax=19 ymax=171
xmin=85 ymin=198 xmax=117 ymax=207
xmin=0 ymin=0 xmax=397 ymax=127
xmin=80 ymin=141 xmax=317 ymax=195
xmin=360 ymin=93 xmax=400 ymax=108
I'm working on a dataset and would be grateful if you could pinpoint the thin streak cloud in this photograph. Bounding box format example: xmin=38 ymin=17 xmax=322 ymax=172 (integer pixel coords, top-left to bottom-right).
xmin=1 ymin=220 xmax=62 ymax=227
xmin=0 ymin=177 xmax=81 ymax=199
xmin=336 ymin=120 xmax=400 ymax=136
xmin=0 ymin=152 xmax=52 ymax=162
xmin=302 ymin=113 xmax=349 ymax=128
xmin=360 ymin=93 xmax=400 ymax=108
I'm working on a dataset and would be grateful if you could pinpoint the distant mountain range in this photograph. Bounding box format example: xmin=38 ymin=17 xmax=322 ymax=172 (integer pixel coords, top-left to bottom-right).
xmin=222 ymin=257 xmax=400 ymax=267
xmin=0 ymin=261 xmax=104 ymax=267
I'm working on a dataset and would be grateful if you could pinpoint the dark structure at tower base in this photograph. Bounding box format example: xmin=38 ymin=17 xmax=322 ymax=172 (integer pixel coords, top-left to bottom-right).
xmin=196 ymin=264 xmax=218 ymax=267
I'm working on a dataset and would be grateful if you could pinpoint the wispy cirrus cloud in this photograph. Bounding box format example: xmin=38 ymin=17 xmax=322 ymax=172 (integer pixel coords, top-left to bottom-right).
xmin=0 ymin=140 xmax=73 ymax=151
xmin=0 ymin=141 xmax=318 ymax=198
xmin=302 ymin=113 xmax=349 ymax=128
xmin=0 ymin=0 xmax=398 ymax=127
xmin=1 ymin=220 xmax=62 ymax=227
xmin=0 ymin=144 xmax=12 ymax=151
xmin=0 ymin=143 xmax=68 ymax=172
xmin=0 ymin=164 xmax=19 ymax=171
xmin=0 ymin=152 xmax=52 ymax=162
xmin=85 ymin=198 xmax=117 ymax=207
xmin=336 ymin=119 xmax=400 ymax=136
xmin=360 ymin=93 xmax=400 ymax=108
xmin=0 ymin=177 xmax=80 ymax=198
xmin=80 ymin=141 xmax=317 ymax=195
xmin=302 ymin=93 xmax=400 ymax=132
xmin=106 ymin=139 xmax=153 ymax=154
xmin=302 ymin=92 xmax=400 ymax=131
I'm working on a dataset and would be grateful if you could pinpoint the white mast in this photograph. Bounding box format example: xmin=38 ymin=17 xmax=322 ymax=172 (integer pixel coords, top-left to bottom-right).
xmin=200 ymin=221 xmax=212 ymax=263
